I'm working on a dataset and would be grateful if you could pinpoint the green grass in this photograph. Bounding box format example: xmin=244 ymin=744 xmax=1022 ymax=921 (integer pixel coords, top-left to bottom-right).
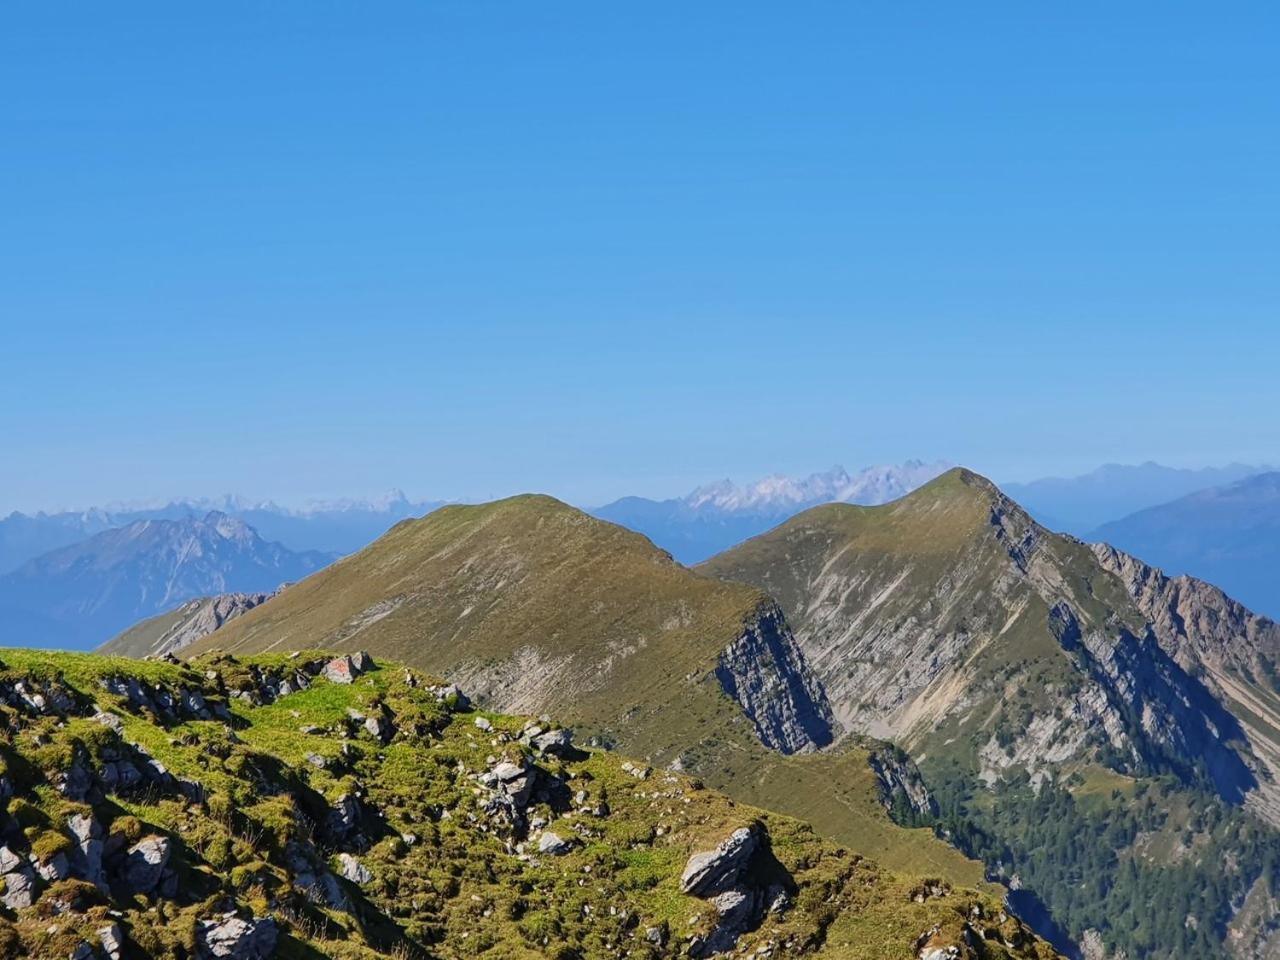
xmin=0 ymin=649 xmax=1059 ymax=960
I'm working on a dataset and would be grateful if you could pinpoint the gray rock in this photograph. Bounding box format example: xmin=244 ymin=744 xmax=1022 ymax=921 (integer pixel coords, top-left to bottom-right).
xmin=491 ymin=759 xmax=534 ymax=807
xmin=196 ymin=913 xmax=277 ymax=959
xmin=32 ymin=849 xmax=70 ymax=882
xmin=92 ymin=711 xmax=125 ymax=735
xmin=680 ymin=826 xmax=758 ymax=896
xmin=327 ymin=792 xmax=363 ymax=842
xmin=712 ymin=602 xmax=834 ymax=755
xmin=323 ymin=655 xmax=358 ymax=684
xmin=337 ymin=852 xmax=373 ymax=884
xmin=537 ymin=831 xmax=571 ymax=855
xmin=121 ymin=835 xmax=171 ymax=894
xmin=0 ymin=865 xmax=36 ymax=909
xmin=474 ymin=716 xmax=493 ymax=732
xmin=56 ymin=750 xmax=95 ymax=800
xmin=531 ymin=728 xmax=573 ymax=756
xmin=0 ymin=845 xmax=22 ymax=873
xmin=364 ymin=714 xmax=394 ymax=743
xmin=98 ymin=924 xmax=124 ymax=960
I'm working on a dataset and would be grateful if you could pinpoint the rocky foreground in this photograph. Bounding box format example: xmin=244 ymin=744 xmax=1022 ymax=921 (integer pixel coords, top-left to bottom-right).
xmin=0 ymin=648 xmax=1056 ymax=959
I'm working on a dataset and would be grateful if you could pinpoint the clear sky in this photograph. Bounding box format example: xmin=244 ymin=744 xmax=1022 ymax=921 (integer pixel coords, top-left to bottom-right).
xmin=3 ymin=3 xmax=1278 ymax=512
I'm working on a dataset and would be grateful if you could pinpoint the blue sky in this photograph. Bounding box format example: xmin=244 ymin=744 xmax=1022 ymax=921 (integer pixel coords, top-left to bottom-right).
xmin=3 ymin=3 xmax=1278 ymax=511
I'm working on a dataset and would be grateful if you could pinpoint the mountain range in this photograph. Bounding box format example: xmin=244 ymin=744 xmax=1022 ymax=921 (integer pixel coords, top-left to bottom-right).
xmin=173 ymin=468 xmax=1280 ymax=959
xmin=1089 ymin=472 xmax=1280 ymax=620
xmin=0 ymin=490 xmax=444 ymax=573
xmin=592 ymin=461 xmax=953 ymax=564
xmin=1002 ymin=461 xmax=1272 ymax=533
xmin=0 ymin=513 xmax=329 ymax=649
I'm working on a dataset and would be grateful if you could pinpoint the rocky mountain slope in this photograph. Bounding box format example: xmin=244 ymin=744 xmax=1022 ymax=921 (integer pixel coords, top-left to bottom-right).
xmin=1091 ymin=471 xmax=1280 ymax=619
xmin=180 ymin=495 xmax=988 ymax=888
xmin=0 ymin=647 xmax=1058 ymax=959
xmin=0 ymin=514 xmax=329 ymax=650
xmin=702 ymin=468 xmax=1280 ymax=959
xmin=593 ymin=462 xmax=950 ymax=564
xmin=98 ymin=590 xmax=283 ymax=660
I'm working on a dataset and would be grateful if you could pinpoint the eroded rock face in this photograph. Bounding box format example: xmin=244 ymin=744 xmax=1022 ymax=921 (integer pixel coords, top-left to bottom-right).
xmin=146 ymin=591 xmax=281 ymax=659
xmin=713 ymin=602 xmax=833 ymax=755
xmin=869 ymin=746 xmax=938 ymax=817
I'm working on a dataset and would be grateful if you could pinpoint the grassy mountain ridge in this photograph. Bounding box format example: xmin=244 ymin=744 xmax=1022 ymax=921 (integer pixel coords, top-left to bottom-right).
xmin=702 ymin=467 xmax=1280 ymax=958
xmin=182 ymin=494 xmax=987 ymax=887
xmin=186 ymin=494 xmax=828 ymax=759
xmin=0 ymin=647 xmax=1058 ymax=959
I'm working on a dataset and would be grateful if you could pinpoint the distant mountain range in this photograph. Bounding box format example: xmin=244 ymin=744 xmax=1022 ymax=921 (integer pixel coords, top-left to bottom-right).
xmin=1090 ymin=472 xmax=1280 ymax=619
xmin=1002 ymin=461 xmax=1272 ymax=532
xmin=0 ymin=512 xmax=330 ymax=649
xmin=593 ymin=460 xmax=952 ymax=563
xmin=0 ymin=489 xmax=444 ymax=573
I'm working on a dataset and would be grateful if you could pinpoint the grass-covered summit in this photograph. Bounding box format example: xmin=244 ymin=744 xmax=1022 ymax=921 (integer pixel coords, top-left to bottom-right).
xmin=185 ymin=494 xmax=834 ymax=767
xmin=0 ymin=647 xmax=1056 ymax=959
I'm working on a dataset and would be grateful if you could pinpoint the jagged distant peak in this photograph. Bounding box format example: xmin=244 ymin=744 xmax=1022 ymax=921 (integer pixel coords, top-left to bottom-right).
xmin=682 ymin=460 xmax=952 ymax=512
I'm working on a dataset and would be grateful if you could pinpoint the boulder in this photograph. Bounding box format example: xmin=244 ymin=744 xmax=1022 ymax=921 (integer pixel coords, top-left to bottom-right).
xmin=491 ymin=759 xmax=534 ymax=807
xmin=323 ymin=656 xmax=359 ymax=684
xmin=537 ymin=831 xmax=571 ymax=855
xmin=327 ymin=793 xmax=364 ymax=844
xmin=364 ymin=713 xmax=395 ymax=743
xmin=0 ymin=863 xmax=36 ymax=909
xmin=337 ymin=852 xmax=373 ymax=884
xmin=196 ymin=913 xmax=277 ymax=959
xmin=32 ymin=849 xmax=70 ymax=882
xmin=120 ymin=835 xmax=171 ymax=894
xmin=531 ymin=728 xmax=573 ymax=756
xmin=680 ymin=826 xmax=758 ymax=896
xmin=92 ymin=711 xmax=125 ymax=735
xmin=0 ymin=845 xmax=23 ymax=873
